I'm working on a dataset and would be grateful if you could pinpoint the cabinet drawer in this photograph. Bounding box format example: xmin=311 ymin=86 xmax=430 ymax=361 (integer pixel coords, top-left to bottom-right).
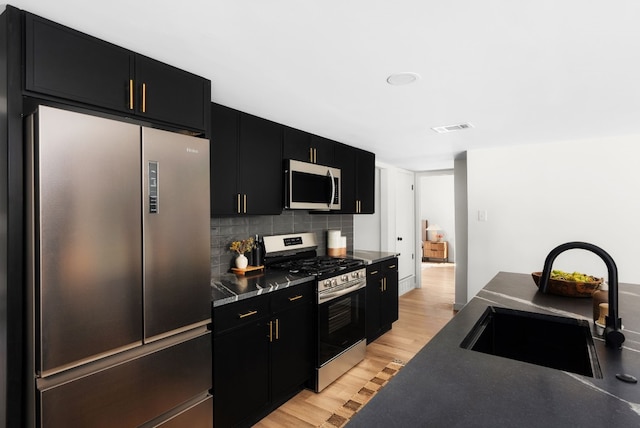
xmin=213 ymin=295 xmax=269 ymax=334
xmin=384 ymin=261 xmax=398 ymax=271
xmin=271 ymin=281 xmax=314 ymax=313
xmin=367 ymin=262 xmax=382 ymax=276
xmin=425 ymin=242 xmax=445 ymax=250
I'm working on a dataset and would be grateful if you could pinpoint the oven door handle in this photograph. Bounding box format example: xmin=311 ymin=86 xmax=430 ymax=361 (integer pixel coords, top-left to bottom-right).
xmin=318 ymin=280 xmax=366 ymax=304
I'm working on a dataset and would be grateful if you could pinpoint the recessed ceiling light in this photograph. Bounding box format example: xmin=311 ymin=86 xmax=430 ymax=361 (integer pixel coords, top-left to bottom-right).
xmin=431 ymin=123 xmax=474 ymax=134
xmin=386 ymin=72 xmax=420 ymax=86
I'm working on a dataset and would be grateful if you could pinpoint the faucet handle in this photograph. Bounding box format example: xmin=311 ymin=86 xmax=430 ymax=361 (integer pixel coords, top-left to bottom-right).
xmin=605 ymin=322 xmax=625 ymax=349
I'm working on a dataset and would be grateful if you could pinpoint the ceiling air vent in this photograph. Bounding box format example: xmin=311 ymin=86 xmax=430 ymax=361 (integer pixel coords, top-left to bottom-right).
xmin=431 ymin=123 xmax=473 ymax=134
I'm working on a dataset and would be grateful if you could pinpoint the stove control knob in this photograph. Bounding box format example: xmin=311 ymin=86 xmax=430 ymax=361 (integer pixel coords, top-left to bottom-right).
xmin=324 ymin=279 xmax=331 ymax=288
xmin=341 ymin=275 xmax=348 ymax=282
xmin=352 ymin=271 xmax=360 ymax=278
xmin=331 ymin=279 xmax=338 ymax=287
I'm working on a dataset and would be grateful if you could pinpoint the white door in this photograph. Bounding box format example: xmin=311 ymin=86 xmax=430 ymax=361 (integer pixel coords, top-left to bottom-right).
xmin=395 ymin=170 xmax=415 ymax=281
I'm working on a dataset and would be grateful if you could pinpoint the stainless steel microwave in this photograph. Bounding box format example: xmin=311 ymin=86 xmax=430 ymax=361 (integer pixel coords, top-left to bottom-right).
xmin=284 ymin=159 xmax=341 ymax=211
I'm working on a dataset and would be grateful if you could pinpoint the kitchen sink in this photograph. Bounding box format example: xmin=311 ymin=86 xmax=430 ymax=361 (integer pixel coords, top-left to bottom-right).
xmin=460 ymin=306 xmax=602 ymax=378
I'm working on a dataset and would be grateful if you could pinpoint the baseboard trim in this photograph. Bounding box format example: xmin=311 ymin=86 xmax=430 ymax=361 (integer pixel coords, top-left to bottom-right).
xmin=399 ymin=276 xmax=414 ymax=296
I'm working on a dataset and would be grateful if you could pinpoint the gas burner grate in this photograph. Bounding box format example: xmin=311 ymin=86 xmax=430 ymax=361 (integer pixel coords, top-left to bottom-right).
xmin=270 ymin=256 xmax=364 ymax=276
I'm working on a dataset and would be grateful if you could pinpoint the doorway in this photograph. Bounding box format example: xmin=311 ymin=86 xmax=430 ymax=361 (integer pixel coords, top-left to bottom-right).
xmin=417 ymin=171 xmax=455 ymax=306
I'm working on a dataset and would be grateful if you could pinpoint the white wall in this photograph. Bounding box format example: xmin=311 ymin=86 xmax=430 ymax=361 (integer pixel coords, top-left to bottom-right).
xmin=418 ymin=172 xmax=456 ymax=261
xmin=454 ymin=157 xmax=468 ymax=310
xmin=466 ymin=135 xmax=640 ymax=300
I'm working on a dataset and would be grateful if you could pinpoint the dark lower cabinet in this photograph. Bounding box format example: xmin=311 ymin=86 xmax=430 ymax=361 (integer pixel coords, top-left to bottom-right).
xmin=24 ymin=11 xmax=210 ymax=133
xmin=366 ymin=258 xmax=399 ymax=343
xmin=213 ymin=315 xmax=270 ymax=427
xmin=212 ymin=281 xmax=314 ymax=427
xmin=270 ymin=285 xmax=315 ymax=400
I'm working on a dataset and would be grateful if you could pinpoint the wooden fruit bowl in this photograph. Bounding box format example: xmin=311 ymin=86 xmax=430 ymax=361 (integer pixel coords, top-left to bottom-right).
xmin=531 ymin=272 xmax=603 ymax=297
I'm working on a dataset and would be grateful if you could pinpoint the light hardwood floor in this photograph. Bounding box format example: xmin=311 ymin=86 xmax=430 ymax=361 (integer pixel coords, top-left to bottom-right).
xmin=254 ymin=263 xmax=456 ymax=427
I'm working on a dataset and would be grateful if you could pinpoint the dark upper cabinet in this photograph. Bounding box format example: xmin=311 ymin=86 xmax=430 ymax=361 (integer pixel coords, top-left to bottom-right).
xmin=283 ymin=127 xmax=335 ymax=166
xmin=24 ymin=12 xmax=210 ymax=133
xmin=334 ymin=143 xmax=356 ymax=212
xmin=134 ymin=55 xmax=209 ymax=131
xmin=334 ymin=143 xmax=375 ymax=214
xmin=355 ymin=148 xmax=375 ymax=213
xmin=210 ymin=103 xmax=240 ymax=216
xmin=25 ymin=14 xmax=133 ymax=112
xmin=210 ymin=103 xmax=283 ymax=215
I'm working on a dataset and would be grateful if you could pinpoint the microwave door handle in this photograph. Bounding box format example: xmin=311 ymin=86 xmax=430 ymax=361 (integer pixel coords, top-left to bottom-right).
xmin=328 ymin=169 xmax=335 ymax=209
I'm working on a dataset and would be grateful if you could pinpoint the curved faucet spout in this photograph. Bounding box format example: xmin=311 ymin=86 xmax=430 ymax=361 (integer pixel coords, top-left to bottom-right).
xmin=539 ymin=241 xmax=625 ymax=349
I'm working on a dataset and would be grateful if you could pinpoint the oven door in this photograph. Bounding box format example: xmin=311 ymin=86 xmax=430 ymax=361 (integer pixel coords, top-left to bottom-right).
xmin=317 ymin=283 xmax=366 ymax=367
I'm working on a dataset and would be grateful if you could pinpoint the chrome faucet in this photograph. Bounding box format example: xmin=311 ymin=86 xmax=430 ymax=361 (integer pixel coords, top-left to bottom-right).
xmin=539 ymin=241 xmax=625 ymax=349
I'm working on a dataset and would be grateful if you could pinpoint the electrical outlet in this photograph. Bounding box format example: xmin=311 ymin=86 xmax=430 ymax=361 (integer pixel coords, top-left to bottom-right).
xmin=478 ymin=210 xmax=488 ymax=222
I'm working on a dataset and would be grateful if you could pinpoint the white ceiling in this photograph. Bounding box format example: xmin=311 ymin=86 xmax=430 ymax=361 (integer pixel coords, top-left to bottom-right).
xmin=10 ymin=1 xmax=640 ymax=171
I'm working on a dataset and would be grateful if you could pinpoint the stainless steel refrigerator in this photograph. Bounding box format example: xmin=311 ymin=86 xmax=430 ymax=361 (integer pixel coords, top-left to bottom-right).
xmin=26 ymin=105 xmax=212 ymax=427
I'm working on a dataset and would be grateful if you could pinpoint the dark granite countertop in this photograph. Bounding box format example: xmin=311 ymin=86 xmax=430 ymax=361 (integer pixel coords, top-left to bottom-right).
xmin=348 ymin=271 xmax=640 ymax=427
xmin=350 ymin=250 xmax=399 ymax=265
xmin=211 ymin=270 xmax=314 ymax=307
xmin=211 ymin=251 xmax=398 ymax=307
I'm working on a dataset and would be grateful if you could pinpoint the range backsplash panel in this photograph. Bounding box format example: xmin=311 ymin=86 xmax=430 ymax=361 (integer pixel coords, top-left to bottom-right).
xmin=210 ymin=211 xmax=354 ymax=276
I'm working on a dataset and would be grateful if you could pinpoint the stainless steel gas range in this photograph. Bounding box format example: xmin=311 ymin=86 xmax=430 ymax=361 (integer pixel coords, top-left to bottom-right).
xmin=264 ymin=233 xmax=367 ymax=392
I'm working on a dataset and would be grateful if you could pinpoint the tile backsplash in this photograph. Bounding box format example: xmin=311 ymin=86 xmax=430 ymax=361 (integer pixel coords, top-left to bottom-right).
xmin=210 ymin=211 xmax=353 ymax=276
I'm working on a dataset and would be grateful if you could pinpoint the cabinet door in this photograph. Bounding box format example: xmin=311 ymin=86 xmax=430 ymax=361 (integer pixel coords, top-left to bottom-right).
xmin=25 ymin=13 xmax=133 ymax=112
xmin=271 ymin=298 xmax=314 ymax=399
xmin=271 ymin=283 xmax=314 ymax=399
xmin=355 ymin=149 xmax=376 ymax=214
xmin=310 ymin=135 xmax=336 ymax=165
xmin=365 ymin=263 xmax=384 ymax=343
xmin=210 ymin=103 xmax=240 ymax=215
xmin=382 ymin=260 xmax=399 ymax=326
xmin=135 ymin=55 xmax=209 ymax=131
xmin=283 ymin=128 xmax=335 ymax=165
xmin=213 ymin=321 xmax=270 ymax=427
xmin=283 ymin=126 xmax=313 ymax=162
xmin=239 ymin=113 xmax=283 ymax=215
xmin=333 ymin=143 xmax=357 ymax=213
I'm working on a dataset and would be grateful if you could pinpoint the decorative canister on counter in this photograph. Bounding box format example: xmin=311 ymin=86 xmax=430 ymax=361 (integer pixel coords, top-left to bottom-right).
xmin=592 ymin=282 xmax=609 ymax=321
xmin=327 ymin=230 xmax=346 ymax=256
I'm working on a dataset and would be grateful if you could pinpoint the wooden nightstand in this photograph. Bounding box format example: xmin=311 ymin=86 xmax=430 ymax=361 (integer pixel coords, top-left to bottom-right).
xmin=423 ymin=241 xmax=448 ymax=262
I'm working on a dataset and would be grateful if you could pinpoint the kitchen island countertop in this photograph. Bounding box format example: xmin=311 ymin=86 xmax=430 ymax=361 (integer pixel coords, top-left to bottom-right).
xmin=348 ymin=271 xmax=640 ymax=427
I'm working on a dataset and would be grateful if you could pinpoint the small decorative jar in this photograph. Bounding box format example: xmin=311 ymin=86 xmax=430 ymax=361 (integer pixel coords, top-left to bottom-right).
xmin=235 ymin=253 xmax=248 ymax=269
